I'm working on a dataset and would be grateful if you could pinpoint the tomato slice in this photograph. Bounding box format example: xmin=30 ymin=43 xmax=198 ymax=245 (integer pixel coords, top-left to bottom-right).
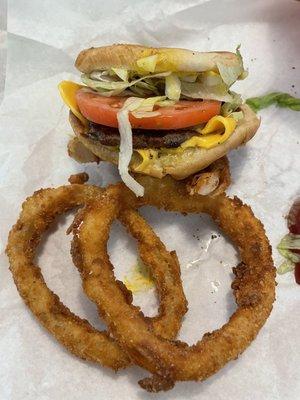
xmin=76 ymin=90 xmax=221 ymax=130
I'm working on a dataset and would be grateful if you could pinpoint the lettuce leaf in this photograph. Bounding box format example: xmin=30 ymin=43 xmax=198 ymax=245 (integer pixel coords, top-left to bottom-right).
xmin=131 ymin=96 xmax=166 ymax=118
xmin=181 ymin=81 xmax=233 ymax=102
xmin=216 ymin=45 xmax=245 ymax=87
xmin=136 ymin=55 xmax=158 ymax=73
xmin=221 ymin=91 xmax=243 ymax=116
xmin=111 ymin=68 xmax=129 ymax=81
xmin=82 ymin=71 xmax=171 ymax=95
xmin=246 ymin=92 xmax=300 ymax=112
xmin=277 ymin=233 xmax=300 ymax=275
xmin=278 ymin=234 xmax=300 ymax=252
xmin=230 ymin=111 xmax=244 ymax=121
xmin=277 ymin=260 xmax=295 ymax=275
xmin=117 ymin=98 xmax=145 ymax=197
xmin=165 ymin=73 xmax=181 ymax=101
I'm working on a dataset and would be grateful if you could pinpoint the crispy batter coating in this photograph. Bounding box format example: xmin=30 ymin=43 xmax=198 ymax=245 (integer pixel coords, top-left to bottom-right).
xmin=71 ymin=186 xmax=187 ymax=340
xmin=72 ymin=181 xmax=276 ymax=391
xmin=6 ymin=183 xmax=187 ymax=371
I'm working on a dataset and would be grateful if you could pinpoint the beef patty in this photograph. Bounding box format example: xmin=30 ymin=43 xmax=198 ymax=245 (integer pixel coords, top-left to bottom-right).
xmin=86 ymin=122 xmax=198 ymax=149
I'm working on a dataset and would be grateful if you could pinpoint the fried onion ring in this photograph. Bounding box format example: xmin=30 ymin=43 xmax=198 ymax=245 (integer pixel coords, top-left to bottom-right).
xmin=6 ymin=183 xmax=187 ymax=371
xmin=72 ymin=182 xmax=276 ymax=391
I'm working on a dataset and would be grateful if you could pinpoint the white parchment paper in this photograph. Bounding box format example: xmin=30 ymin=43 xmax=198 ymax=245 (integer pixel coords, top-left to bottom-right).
xmin=0 ymin=1 xmax=300 ymax=399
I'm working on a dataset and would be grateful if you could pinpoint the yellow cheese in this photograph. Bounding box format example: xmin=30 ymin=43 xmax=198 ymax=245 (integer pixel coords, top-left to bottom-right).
xmin=134 ymin=115 xmax=237 ymax=172
xmin=134 ymin=149 xmax=158 ymax=172
xmin=181 ymin=115 xmax=237 ymax=150
xmin=58 ymin=80 xmax=88 ymax=126
xmin=123 ymin=259 xmax=154 ymax=293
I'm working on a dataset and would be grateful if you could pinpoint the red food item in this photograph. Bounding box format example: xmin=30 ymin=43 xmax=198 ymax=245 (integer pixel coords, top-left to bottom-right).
xmin=287 ymin=198 xmax=300 ymax=285
xmin=287 ymin=198 xmax=300 ymax=234
xmin=76 ymin=90 xmax=221 ymax=130
xmin=295 ymin=263 xmax=300 ymax=285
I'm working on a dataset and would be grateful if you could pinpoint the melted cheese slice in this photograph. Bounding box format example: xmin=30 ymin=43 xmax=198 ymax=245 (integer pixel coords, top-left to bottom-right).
xmin=58 ymin=80 xmax=88 ymax=126
xmin=134 ymin=149 xmax=158 ymax=173
xmin=181 ymin=115 xmax=237 ymax=150
xmin=135 ymin=115 xmax=237 ymax=172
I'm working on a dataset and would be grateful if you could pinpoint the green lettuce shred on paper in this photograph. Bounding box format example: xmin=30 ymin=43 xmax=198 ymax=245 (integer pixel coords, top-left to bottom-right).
xmin=277 ymin=259 xmax=296 ymax=275
xmin=277 ymin=234 xmax=300 ymax=275
xmin=246 ymin=92 xmax=300 ymax=112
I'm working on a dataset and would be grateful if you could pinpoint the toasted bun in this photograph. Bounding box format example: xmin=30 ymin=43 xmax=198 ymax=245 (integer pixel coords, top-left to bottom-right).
xmin=75 ymin=44 xmax=241 ymax=74
xmin=69 ymin=104 xmax=260 ymax=179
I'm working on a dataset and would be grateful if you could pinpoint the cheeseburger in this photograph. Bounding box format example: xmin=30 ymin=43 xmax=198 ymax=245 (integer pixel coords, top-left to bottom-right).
xmin=59 ymin=44 xmax=260 ymax=196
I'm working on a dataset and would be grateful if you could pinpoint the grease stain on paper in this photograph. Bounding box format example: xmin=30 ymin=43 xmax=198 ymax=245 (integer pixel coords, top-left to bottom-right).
xmin=124 ymin=258 xmax=154 ymax=293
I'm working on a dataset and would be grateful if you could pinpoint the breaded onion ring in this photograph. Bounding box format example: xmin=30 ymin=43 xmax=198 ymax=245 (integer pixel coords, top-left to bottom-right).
xmin=72 ymin=182 xmax=276 ymax=391
xmin=6 ymin=183 xmax=187 ymax=371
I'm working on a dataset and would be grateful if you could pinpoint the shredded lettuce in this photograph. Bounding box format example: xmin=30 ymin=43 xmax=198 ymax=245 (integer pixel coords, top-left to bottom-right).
xmin=277 ymin=260 xmax=295 ymax=275
xmin=278 ymin=248 xmax=300 ymax=264
xmin=82 ymin=71 xmax=171 ymax=96
xmin=217 ymin=62 xmax=243 ymax=87
xmin=136 ymin=55 xmax=158 ymax=73
xmin=180 ymin=73 xmax=198 ymax=83
xmin=181 ymin=81 xmax=234 ymax=102
xmin=82 ymin=74 xmax=130 ymax=91
xmin=117 ymin=97 xmax=145 ymax=197
xmin=131 ymin=96 xmax=166 ymax=118
xmin=165 ymin=73 xmax=181 ymax=101
xmin=277 ymin=233 xmax=300 ymax=275
xmin=235 ymin=45 xmax=248 ymax=80
xmin=130 ymin=85 xmax=150 ymax=97
xmin=201 ymin=71 xmax=223 ymax=87
xmin=90 ymin=70 xmax=119 ymax=82
xmin=278 ymin=234 xmax=300 ymax=252
xmin=221 ymin=92 xmax=243 ymax=116
xmin=230 ymin=111 xmax=244 ymax=121
xmin=246 ymin=92 xmax=300 ymax=112
xmin=111 ymin=68 xmax=129 ymax=81
xmin=216 ymin=46 xmax=245 ymax=87
xmin=135 ymin=80 xmax=159 ymax=95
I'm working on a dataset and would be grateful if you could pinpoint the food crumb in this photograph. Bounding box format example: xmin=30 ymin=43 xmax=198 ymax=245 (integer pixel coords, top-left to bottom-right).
xmin=68 ymin=172 xmax=89 ymax=184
